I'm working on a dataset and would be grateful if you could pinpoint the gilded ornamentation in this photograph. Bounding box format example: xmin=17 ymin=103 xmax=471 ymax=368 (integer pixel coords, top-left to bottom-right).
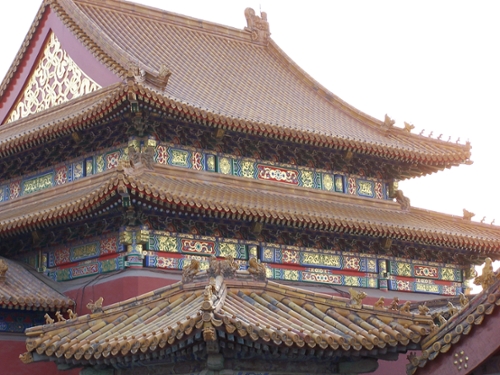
xmin=384 ymin=114 xmax=395 ymax=127
xmin=389 ymin=297 xmax=400 ymax=311
xmin=302 ymin=253 xmax=341 ymax=268
xmin=241 ymin=160 xmax=255 ymax=178
xmin=322 ymin=174 xmax=333 ymax=190
xmin=335 ymin=175 xmax=344 ymax=192
xmin=459 ymin=293 xmax=469 ymax=307
xmin=463 ymin=209 xmax=475 ymax=221
xmin=6 ymin=33 xmax=100 ymax=123
xmin=301 ymin=170 xmax=314 ymax=188
xmin=474 ymin=257 xmax=496 ymax=290
xmin=357 ymin=181 xmax=374 ymax=197
xmin=453 ymin=351 xmax=469 ymax=371
xmin=67 ymin=309 xmax=78 ymax=320
xmin=404 ymin=122 xmax=415 ymax=133
xmin=400 ymin=301 xmax=412 ymax=314
xmin=374 ymin=297 xmax=385 ymax=310
xmin=86 ymin=297 xmax=104 ymax=313
xmin=218 ymin=243 xmax=238 ymax=258
xmin=182 ymin=259 xmax=200 ymax=283
xmin=19 ymin=352 xmax=34 ymax=364
xmin=219 ymin=157 xmax=232 ymax=174
xmin=23 ymin=174 xmax=53 ymax=195
xmin=171 ymin=149 xmax=189 ymax=166
xmin=207 ymin=255 xmax=238 ymax=278
xmin=244 ymin=8 xmax=271 ymax=43
xmin=349 ymin=288 xmax=367 ymax=307
xmin=248 ymin=257 xmax=267 ymax=280
xmin=418 ymin=303 xmax=430 ymax=316
xmin=44 ymin=313 xmax=54 ymax=325
xmin=55 ymin=311 xmax=66 ymax=322
xmin=448 ymin=301 xmax=459 ymax=316
xmin=158 ymin=235 xmax=177 ymax=252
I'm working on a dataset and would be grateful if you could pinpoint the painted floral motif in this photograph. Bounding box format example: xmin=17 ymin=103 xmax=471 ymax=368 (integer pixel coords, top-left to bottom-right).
xmin=257 ymin=165 xmax=298 ymax=185
xmin=322 ymin=174 xmax=333 ymax=190
xmin=281 ymin=250 xmax=300 ymax=264
xmin=348 ymin=177 xmax=356 ymax=195
xmin=9 ymin=181 xmax=21 ymax=200
xmin=100 ymin=237 xmax=118 ymax=255
xmin=181 ymin=239 xmax=216 ymax=255
xmin=396 ymin=280 xmax=411 ymax=291
xmin=106 ymin=152 xmax=120 ymax=169
xmin=192 ymin=152 xmax=203 ymax=170
xmin=55 ymin=166 xmax=67 ymax=185
xmin=375 ymin=182 xmax=383 ymax=199
xmin=156 ymin=145 xmax=168 ymax=165
xmin=414 ymin=265 xmax=439 ymax=278
xmin=218 ymin=157 xmax=232 ymax=174
xmin=344 ymin=257 xmax=361 ymax=271
xmin=241 ymin=160 xmax=255 ymax=178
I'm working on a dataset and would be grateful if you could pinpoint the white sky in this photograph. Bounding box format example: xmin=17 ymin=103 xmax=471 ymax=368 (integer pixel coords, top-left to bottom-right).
xmin=1 ymin=1 xmax=499 ymax=284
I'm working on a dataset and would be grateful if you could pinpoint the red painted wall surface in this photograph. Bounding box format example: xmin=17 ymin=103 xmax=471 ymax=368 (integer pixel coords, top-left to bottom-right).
xmin=64 ymin=274 xmax=179 ymax=316
xmin=0 ymin=339 xmax=80 ymax=375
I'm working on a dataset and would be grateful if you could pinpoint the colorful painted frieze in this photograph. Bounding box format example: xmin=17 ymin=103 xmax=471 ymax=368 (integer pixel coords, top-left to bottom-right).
xmin=268 ymin=264 xmax=379 ymax=288
xmin=0 ymin=140 xmax=389 ymax=203
xmin=47 ymin=234 xmax=122 ymax=268
xmin=387 ymin=276 xmax=463 ymax=296
xmin=261 ymin=246 xmax=378 ymax=273
xmin=144 ymin=252 xmax=247 ymax=271
xmin=148 ymin=231 xmax=248 ymax=260
xmin=389 ymin=260 xmax=462 ymax=282
xmin=47 ymin=254 xmax=125 ymax=281
xmin=0 ymin=147 xmax=126 ymax=202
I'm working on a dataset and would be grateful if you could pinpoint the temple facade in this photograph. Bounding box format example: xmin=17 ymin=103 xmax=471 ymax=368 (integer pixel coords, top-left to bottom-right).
xmin=1 ymin=1 xmax=500 ymax=374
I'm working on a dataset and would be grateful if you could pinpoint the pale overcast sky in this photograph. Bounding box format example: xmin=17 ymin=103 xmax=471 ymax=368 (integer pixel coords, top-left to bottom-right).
xmin=1 ymin=1 xmax=499 ymax=232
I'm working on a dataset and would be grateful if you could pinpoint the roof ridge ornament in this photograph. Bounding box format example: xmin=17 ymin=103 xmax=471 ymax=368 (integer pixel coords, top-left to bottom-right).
xmin=463 ymin=209 xmax=475 ymax=221
xmin=395 ymin=189 xmax=411 ymax=211
xmin=473 ymin=257 xmax=497 ymax=290
xmin=247 ymin=257 xmax=267 ymax=280
xmin=244 ymin=8 xmax=271 ymax=44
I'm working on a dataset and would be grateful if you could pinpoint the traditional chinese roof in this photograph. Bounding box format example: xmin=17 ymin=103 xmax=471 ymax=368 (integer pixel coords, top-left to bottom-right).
xmin=22 ymin=267 xmax=434 ymax=371
xmin=0 ymin=256 xmax=74 ymax=311
xmin=0 ymin=0 xmax=472 ymax=175
xmin=1 ymin=163 xmax=499 ymax=255
xmin=406 ymin=264 xmax=500 ymax=374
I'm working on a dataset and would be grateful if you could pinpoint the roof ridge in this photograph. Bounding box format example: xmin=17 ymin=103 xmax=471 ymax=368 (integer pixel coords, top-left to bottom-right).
xmin=73 ymin=0 xmax=256 ymax=44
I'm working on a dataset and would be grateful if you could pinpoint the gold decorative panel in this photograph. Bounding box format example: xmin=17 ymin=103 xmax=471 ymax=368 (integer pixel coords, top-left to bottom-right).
xmin=6 ymin=32 xmax=100 ymax=123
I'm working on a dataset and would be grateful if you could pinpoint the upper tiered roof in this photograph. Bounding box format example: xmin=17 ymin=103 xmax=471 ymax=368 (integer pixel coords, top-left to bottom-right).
xmin=0 ymin=0 xmax=472 ymax=177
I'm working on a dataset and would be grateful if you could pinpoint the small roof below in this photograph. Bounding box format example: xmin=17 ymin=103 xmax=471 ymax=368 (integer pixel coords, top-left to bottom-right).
xmin=22 ymin=259 xmax=435 ymax=372
xmin=0 ymin=257 xmax=74 ymax=311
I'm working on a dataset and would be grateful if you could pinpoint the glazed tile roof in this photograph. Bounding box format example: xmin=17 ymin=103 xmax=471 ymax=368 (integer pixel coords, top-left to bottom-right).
xmin=23 ymin=269 xmax=434 ymax=368
xmin=0 ymin=83 xmax=126 ymax=156
xmin=406 ymin=268 xmax=500 ymax=374
xmin=1 ymin=163 xmax=500 ymax=253
xmin=0 ymin=257 xmax=74 ymax=311
xmin=0 ymin=0 xmax=471 ymax=169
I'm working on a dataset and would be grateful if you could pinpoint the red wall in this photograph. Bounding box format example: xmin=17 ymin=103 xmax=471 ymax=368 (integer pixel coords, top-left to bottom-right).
xmin=64 ymin=274 xmax=179 ymax=316
xmin=0 ymin=338 xmax=80 ymax=375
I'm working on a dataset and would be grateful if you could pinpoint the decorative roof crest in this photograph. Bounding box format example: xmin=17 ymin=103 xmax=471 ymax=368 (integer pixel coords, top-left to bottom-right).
xmin=463 ymin=209 xmax=475 ymax=221
xmin=247 ymin=257 xmax=267 ymax=280
xmin=473 ymin=257 xmax=497 ymax=290
xmin=208 ymin=255 xmax=238 ymax=278
xmin=395 ymin=190 xmax=411 ymax=211
xmin=244 ymin=8 xmax=271 ymax=43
